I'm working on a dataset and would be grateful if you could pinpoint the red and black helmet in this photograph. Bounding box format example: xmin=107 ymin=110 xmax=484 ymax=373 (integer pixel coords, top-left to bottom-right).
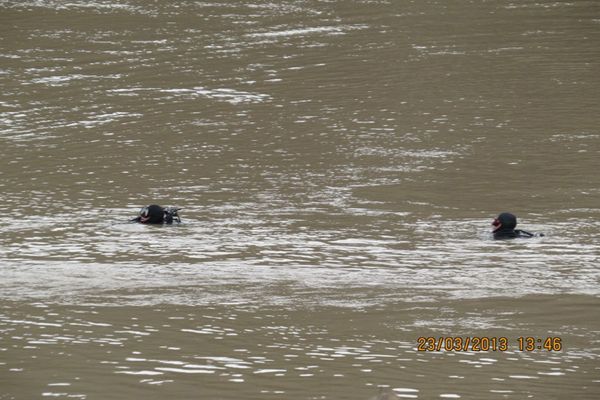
xmin=492 ymin=212 xmax=517 ymax=231
xmin=139 ymin=204 xmax=165 ymax=224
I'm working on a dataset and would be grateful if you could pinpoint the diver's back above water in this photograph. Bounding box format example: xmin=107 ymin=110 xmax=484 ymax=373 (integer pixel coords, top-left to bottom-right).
xmin=131 ymin=204 xmax=182 ymax=225
xmin=491 ymin=212 xmax=543 ymax=239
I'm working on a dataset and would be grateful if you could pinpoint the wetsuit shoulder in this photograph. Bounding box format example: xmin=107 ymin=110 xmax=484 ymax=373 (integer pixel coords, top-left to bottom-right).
xmin=493 ymin=229 xmax=518 ymax=240
xmin=515 ymin=229 xmax=534 ymax=238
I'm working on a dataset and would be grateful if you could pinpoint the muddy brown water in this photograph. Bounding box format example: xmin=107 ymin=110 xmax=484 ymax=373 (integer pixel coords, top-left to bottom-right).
xmin=1 ymin=1 xmax=599 ymax=399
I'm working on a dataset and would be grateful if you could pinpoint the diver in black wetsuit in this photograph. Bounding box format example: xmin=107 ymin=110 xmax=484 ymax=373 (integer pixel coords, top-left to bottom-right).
xmin=492 ymin=212 xmax=542 ymax=239
xmin=131 ymin=204 xmax=181 ymax=224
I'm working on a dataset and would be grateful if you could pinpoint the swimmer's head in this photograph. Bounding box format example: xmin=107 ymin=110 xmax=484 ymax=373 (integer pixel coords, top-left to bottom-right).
xmin=139 ymin=204 xmax=164 ymax=224
xmin=492 ymin=212 xmax=517 ymax=232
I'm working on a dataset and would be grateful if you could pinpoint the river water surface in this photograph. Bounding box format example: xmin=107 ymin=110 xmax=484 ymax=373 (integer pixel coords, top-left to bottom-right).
xmin=1 ymin=0 xmax=599 ymax=399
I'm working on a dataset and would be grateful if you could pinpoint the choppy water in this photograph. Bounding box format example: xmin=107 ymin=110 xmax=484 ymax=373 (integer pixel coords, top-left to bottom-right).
xmin=1 ymin=0 xmax=599 ymax=399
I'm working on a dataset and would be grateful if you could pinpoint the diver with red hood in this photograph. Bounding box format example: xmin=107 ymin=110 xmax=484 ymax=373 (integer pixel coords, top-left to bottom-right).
xmin=492 ymin=212 xmax=542 ymax=239
xmin=131 ymin=205 xmax=181 ymax=224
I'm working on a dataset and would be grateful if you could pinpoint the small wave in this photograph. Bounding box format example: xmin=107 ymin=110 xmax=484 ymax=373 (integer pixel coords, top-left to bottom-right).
xmin=246 ymin=24 xmax=368 ymax=38
xmin=108 ymin=86 xmax=271 ymax=104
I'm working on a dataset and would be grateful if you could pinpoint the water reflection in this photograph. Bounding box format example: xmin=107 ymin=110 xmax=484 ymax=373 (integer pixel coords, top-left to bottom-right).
xmin=1 ymin=301 xmax=598 ymax=399
xmin=1 ymin=208 xmax=599 ymax=305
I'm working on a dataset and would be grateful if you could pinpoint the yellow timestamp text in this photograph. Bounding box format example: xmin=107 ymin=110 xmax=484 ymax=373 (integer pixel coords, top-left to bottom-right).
xmin=417 ymin=336 xmax=562 ymax=352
